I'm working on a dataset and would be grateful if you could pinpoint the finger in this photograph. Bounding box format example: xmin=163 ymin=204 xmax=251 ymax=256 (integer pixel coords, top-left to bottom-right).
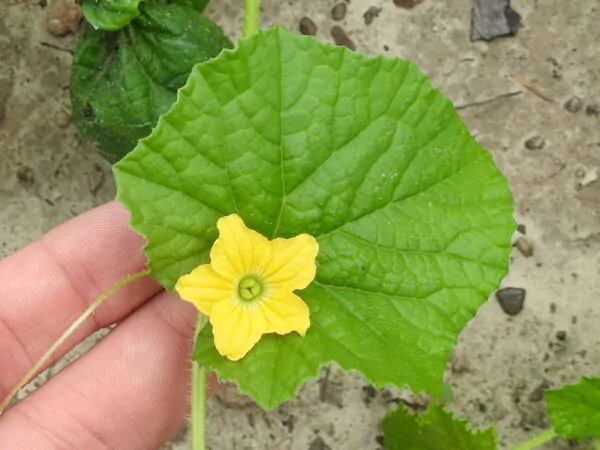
xmin=0 ymin=293 xmax=208 ymax=450
xmin=0 ymin=202 xmax=162 ymax=399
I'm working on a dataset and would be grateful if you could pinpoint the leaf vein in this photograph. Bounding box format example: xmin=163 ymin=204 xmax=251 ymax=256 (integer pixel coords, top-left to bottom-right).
xmin=337 ymin=230 xmax=506 ymax=271
xmin=116 ymin=163 xmax=228 ymax=217
xmin=272 ymin=29 xmax=286 ymax=238
xmin=283 ymin=61 xmax=415 ymax=201
xmin=317 ymin=152 xmax=487 ymax=239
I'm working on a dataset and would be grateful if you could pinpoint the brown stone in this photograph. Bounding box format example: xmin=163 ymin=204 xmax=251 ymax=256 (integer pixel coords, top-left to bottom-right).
xmin=46 ymin=0 xmax=82 ymax=36
xmin=330 ymin=26 xmax=356 ymax=51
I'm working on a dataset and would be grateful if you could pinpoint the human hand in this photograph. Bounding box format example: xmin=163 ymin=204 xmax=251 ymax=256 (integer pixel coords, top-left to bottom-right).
xmin=0 ymin=202 xmax=207 ymax=449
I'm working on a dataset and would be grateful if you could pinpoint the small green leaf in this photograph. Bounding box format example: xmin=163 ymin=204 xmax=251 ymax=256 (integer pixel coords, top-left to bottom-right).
xmin=546 ymin=377 xmax=600 ymax=440
xmin=72 ymin=1 xmax=231 ymax=162
xmin=82 ymin=0 xmax=144 ymax=31
xmin=382 ymin=403 xmax=497 ymax=450
xmin=115 ymin=27 xmax=515 ymax=409
xmin=82 ymin=0 xmax=212 ymax=31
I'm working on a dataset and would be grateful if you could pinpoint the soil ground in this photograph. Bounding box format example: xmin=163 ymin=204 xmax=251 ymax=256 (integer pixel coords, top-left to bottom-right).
xmin=0 ymin=0 xmax=599 ymax=449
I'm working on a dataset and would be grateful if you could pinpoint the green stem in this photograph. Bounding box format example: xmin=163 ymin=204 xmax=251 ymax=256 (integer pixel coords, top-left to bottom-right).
xmin=0 ymin=269 xmax=150 ymax=413
xmin=242 ymin=0 xmax=261 ymax=38
xmin=512 ymin=428 xmax=558 ymax=450
xmin=191 ymin=314 xmax=208 ymax=450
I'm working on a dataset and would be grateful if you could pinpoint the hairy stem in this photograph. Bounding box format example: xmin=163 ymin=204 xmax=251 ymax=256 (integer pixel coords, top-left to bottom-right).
xmin=242 ymin=0 xmax=261 ymax=38
xmin=513 ymin=428 xmax=558 ymax=450
xmin=0 ymin=269 xmax=150 ymax=413
xmin=191 ymin=314 xmax=208 ymax=450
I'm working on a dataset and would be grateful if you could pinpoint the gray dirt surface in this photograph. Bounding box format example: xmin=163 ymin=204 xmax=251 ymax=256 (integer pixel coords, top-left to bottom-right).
xmin=1 ymin=0 xmax=599 ymax=449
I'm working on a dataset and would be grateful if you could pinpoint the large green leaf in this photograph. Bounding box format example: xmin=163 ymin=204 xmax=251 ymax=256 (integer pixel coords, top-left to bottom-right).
xmin=72 ymin=1 xmax=231 ymax=162
xmin=381 ymin=403 xmax=497 ymax=450
xmin=114 ymin=27 xmax=515 ymax=409
xmin=545 ymin=377 xmax=600 ymax=440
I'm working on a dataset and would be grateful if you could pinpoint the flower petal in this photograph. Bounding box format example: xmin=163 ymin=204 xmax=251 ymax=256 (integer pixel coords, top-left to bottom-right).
xmin=264 ymin=234 xmax=319 ymax=290
xmin=210 ymin=300 xmax=268 ymax=361
xmin=175 ymin=265 xmax=233 ymax=316
xmin=210 ymin=215 xmax=271 ymax=279
xmin=261 ymin=289 xmax=310 ymax=336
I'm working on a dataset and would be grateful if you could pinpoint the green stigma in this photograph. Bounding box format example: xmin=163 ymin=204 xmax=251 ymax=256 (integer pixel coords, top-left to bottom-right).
xmin=238 ymin=276 xmax=263 ymax=301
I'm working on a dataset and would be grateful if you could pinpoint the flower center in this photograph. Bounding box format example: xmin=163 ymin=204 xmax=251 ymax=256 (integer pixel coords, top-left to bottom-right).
xmin=238 ymin=276 xmax=263 ymax=301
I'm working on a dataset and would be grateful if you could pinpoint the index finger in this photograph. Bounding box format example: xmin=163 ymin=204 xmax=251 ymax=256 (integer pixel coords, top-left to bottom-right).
xmin=0 ymin=202 xmax=161 ymax=400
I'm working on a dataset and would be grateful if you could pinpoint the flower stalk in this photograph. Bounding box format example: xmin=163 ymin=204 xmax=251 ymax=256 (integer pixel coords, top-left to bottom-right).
xmin=191 ymin=314 xmax=208 ymax=450
xmin=243 ymin=0 xmax=261 ymax=38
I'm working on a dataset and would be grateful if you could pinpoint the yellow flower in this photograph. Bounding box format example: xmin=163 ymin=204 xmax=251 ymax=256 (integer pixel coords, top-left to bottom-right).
xmin=176 ymin=214 xmax=319 ymax=361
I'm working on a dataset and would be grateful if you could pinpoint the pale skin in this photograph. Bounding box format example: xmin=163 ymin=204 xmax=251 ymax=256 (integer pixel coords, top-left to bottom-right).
xmin=0 ymin=202 xmax=214 ymax=449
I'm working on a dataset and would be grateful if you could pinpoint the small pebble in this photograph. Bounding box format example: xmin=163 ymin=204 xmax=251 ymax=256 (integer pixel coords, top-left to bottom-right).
xmin=577 ymin=167 xmax=598 ymax=189
xmin=215 ymin=382 xmax=255 ymax=409
xmin=331 ymin=3 xmax=347 ymax=21
xmin=496 ymin=287 xmax=526 ymax=316
xmin=448 ymin=352 xmax=471 ymax=374
xmin=515 ymin=237 xmax=534 ymax=257
xmin=361 ymin=385 xmax=377 ymax=405
xmin=380 ymin=389 xmax=392 ymax=401
xmin=299 ymin=17 xmax=317 ymax=36
xmin=550 ymin=302 xmax=557 ymax=313
xmin=281 ymin=415 xmax=294 ymax=433
xmin=330 ymin=26 xmax=356 ymax=51
xmin=308 ymin=436 xmax=331 ymax=450
xmin=552 ymin=68 xmax=562 ymax=80
xmin=529 ymin=380 xmax=551 ymax=402
xmin=16 ymin=165 xmax=35 ymax=189
xmin=517 ymin=224 xmax=527 ymax=234
xmin=394 ymin=0 xmax=425 ymax=7
xmin=46 ymin=0 xmax=82 ymax=35
xmin=585 ymin=103 xmax=600 ymax=117
xmin=54 ymin=110 xmax=71 ymax=128
xmin=563 ymin=96 xmax=583 ymax=113
xmin=547 ymin=57 xmax=561 ymax=68
xmin=556 ymin=330 xmax=567 ymax=341
xmin=524 ymin=135 xmax=545 ymax=150
xmin=363 ymin=6 xmax=382 ymax=25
